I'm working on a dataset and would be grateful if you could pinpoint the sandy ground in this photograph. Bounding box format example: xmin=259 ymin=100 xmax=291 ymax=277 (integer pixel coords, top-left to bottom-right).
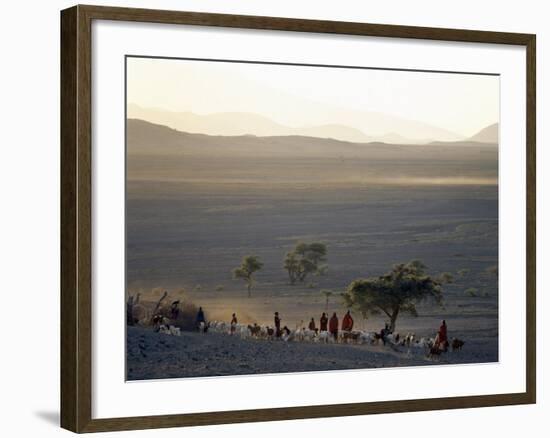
xmin=126 ymin=326 xmax=497 ymax=381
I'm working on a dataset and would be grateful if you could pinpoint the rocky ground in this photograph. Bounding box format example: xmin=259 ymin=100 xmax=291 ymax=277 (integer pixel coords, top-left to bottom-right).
xmin=126 ymin=326 xmax=497 ymax=380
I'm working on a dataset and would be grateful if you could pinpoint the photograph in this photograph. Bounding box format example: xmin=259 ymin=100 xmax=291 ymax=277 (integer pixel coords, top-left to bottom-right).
xmin=125 ymin=57 xmax=500 ymax=380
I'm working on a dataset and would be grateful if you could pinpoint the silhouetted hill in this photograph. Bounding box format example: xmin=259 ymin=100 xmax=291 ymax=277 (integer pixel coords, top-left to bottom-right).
xmin=468 ymin=123 xmax=499 ymax=144
xmin=127 ymin=104 xmax=464 ymax=144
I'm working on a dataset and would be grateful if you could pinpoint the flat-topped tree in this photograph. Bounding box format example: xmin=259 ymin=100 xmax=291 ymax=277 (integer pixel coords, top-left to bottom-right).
xmin=342 ymin=260 xmax=451 ymax=332
xmin=233 ymin=255 xmax=264 ymax=298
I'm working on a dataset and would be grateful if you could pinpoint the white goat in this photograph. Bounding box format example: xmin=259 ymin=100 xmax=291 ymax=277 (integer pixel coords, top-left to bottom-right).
xmin=238 ymin=324 xmax=251 ymax=339
xmin=317 ymin=331 xmax=329 ymax=344
xmin=358 ymin=331 xmax=375 ymax=345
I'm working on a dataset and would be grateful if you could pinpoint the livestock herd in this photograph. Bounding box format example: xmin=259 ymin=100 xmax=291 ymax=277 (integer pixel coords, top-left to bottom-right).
xmin=209 ymin=321 xmax=436 ymax=350
xmin=153 ymin=317 xmax=465 ymax=358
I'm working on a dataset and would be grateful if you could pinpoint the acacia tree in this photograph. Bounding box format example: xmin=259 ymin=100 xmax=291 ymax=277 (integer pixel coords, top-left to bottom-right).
xmin=342 ymin=260 xmax=451 ymax=332
xmin=233 ymin=255 xmax=264 ymax=298
xmin=284 ymin=242 xmax=327 ymax=284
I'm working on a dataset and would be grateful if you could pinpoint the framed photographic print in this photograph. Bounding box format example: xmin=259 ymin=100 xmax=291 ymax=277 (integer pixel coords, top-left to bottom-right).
xmin=60 ymin=4 xmax=536 ymax=433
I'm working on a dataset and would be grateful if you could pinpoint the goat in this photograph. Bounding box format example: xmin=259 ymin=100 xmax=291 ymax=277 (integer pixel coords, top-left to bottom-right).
xmin=281 ymin=326 xmax=295 ymax=342
xmin=197 ymin=321 xmax=210 ymax=333
xmin=317 ymin=331 xmax=329 ymax=344
xmin=342 ymin=331 xmax=361 ymax=344
xmin=248 ymin=324 xmax=262 ymax=337
xmin=427 ymin=345 xmax=442 ymax=360
xmin=158 ymin=324 xmax=171 ymax=335
xmin=238 ymin=324 xmax=251 ymax=339
xmin=401 ymin=332 xmax=415 ymax=347
xmin=358 ymin=331 xmax=375 ymax=345
xmin=265 ymin=326 xmax=275 ymax=339
xmin=451 ymin=338 xmax=465 ymax=351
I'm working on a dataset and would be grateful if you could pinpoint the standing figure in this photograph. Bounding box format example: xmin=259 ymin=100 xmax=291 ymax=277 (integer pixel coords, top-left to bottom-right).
xmin=342 ymin=310 xmax=354 ymax=332
xmin=379 ymin=322 xmax=390 ymax=345
xmin=320 ymin=312 xmax=328 ymax=332
xmin=196 ymin=306 xmax=206 ymax=331
xmin=274 ymin=312 xmax=281 ymax=338
xmin=230 ymin=313 xmax=237 ymax=335
xmin=329 ymin=312 xmax=339 ymax=340
xmin=308 ymin=317 xmax=317 ymax=332
xmin=170 ymin=300 xmax=180 ymax=320
xmin=435 ymin=320 xmax=448 ymax=352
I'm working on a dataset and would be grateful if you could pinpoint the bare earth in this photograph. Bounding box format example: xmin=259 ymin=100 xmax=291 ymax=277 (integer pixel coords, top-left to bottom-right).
xmin=126 ymin=326 xmax=498 ymax=381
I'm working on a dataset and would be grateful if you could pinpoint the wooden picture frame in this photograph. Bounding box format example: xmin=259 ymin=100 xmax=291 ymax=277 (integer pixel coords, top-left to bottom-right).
xmin=61 ymin=4 xmax=536 ymax=433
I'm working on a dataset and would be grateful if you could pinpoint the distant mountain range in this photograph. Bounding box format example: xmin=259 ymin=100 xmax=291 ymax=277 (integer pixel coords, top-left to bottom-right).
xmin=126 ymin=119 xmax=498 ymax=186
xmin=128 ymin=104 xmax=497 ymax=145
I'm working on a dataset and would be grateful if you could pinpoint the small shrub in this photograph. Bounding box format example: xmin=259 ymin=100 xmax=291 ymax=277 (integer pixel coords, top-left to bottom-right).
xmin=438 ymin=272 xmax=454 ymax=284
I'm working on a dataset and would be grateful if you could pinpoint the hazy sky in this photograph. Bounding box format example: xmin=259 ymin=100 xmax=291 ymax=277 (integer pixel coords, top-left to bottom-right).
xmin=127 ymin=56 xmax=499 ymax=139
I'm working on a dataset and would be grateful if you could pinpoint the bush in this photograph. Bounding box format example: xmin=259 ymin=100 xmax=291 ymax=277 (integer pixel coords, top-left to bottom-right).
xmin=127 ymin=296 xmax=201 ymax=331
xmin=156 ymin=301 xmax=200 ymax=331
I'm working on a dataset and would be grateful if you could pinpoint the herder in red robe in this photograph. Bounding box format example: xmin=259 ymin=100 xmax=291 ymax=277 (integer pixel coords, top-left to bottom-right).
xmin=329 ymin=312 xmax=339 ymax=340
xmin=435 ymin=320 xmax=448 ymax=352
xmin=342 ymin=310 xmax=354 ymax=332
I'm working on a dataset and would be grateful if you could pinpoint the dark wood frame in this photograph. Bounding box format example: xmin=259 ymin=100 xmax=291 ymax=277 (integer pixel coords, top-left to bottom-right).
xmin=61 ymin=4 xmax=536 ymax=433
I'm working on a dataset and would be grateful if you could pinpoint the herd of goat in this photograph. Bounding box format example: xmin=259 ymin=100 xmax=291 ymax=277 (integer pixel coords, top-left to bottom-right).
xmin=153 ymin=317 xmax=465 ymax=358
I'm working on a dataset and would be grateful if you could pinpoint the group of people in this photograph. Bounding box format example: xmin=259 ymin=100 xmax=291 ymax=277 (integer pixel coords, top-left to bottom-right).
xmin=223 ymin=310 xmax=355 ymax=339
xmin=311 ymin=310 xmax=354 ymax=339
xmin=273 ymin=310 xmax=355 ymax=340
xmin=199 ymin=306 xmax=449 ymax=351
